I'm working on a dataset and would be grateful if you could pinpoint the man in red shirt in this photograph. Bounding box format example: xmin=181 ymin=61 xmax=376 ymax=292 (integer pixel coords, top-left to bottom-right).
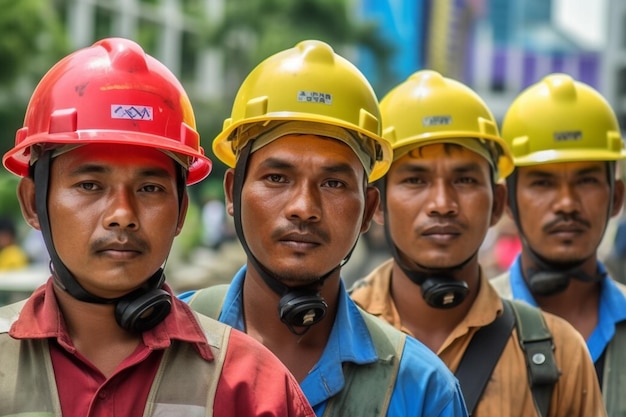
xmin=0 ymin=37 xmax=314 ymax=417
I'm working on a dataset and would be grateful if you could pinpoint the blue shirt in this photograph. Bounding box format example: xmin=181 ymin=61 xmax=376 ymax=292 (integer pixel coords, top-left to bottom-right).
xmin=508 ymin=255 xmax=626 ymax=362
xmin=180 ymin=266 xmax=468 ymax=417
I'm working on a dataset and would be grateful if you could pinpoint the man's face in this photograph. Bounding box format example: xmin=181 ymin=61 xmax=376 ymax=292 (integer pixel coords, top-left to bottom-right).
xmin=515 ymin=161 xmax=621 ymax=264
xmin=36 ymin=143 xmax=185 ymax=298
xmin=229 ymin=134 xmax=377 ymax=285
xmin=381 ymin=143 xmax=503 ymax=269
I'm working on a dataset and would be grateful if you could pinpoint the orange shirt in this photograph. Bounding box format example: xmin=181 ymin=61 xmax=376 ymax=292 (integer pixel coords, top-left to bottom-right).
xmin=350 ymin=259 xmax=605 ymax=417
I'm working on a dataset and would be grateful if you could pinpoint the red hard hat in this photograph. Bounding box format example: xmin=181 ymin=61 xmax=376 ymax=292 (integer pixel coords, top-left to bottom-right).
xmin=3 ymin=37 xmax=211 ymax=184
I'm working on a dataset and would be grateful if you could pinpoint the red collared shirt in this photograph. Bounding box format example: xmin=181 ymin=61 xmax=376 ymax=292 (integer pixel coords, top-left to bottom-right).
xmin=10 ymin=279 xmax=314 ymax=417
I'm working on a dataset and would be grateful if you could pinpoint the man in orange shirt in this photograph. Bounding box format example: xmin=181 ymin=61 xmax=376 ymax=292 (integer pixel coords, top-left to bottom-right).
xmin=350 ymin=70 xmax=604 ymax=416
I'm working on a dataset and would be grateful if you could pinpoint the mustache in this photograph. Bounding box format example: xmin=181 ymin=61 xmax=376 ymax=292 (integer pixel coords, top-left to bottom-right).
xmin=270 ymin=223 xmax=331 ymax=244
xmin=543 ymin=214 xmax=591 ymax=232
xmin=90 ymin=234 xmax=150 ymax=252
xmin=417 ymin=218 xmax=466 ymax=233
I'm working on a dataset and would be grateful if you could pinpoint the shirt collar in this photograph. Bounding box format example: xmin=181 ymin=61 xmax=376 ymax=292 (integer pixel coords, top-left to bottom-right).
xmin=587 ymin=267 xmax=626 ymax=360
xmin=220 ymin=265 xmax=378 ymax=407
xmin=508 ymin=255 xmax=539 ymax=306
xmin=10 ymin=278 xmax=214 ymax=361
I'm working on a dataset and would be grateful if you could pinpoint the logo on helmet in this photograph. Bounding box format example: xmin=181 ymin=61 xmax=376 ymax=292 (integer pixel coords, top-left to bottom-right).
xmin=423 ymin=115 xmax=452 ymax=126
xmin=297 ymin=91 xmax=332 ymax=105
xmin=111 ymin=105 xmax=154 ymax=120
xmin=553 ymin=131 xmax=582 ymax=142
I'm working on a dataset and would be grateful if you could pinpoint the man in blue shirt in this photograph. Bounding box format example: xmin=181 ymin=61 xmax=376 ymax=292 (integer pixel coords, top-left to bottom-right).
xmin=490 ymin=73 xmax=626 ymax=415
xmin=180 ymin=40 xmax=467 ymax=416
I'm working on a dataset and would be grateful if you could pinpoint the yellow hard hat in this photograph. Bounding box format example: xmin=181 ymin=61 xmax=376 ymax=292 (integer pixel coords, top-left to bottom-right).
xmin=380 ymin=70 xmax=514 ymax=180
xmin=212 ymin=40 xmax=392 ymax=182
xmin=502 ymin=73 xmax=626 ymax=166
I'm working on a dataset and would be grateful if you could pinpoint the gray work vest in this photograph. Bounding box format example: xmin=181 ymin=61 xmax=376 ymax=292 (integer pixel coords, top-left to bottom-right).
xmin=0 ymin=299 xmax=230 ymax=417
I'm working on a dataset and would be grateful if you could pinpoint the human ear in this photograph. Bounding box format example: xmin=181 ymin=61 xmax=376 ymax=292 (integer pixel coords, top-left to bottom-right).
xmin=360 ymin=185 xmax=380 ymax=233
xmin=175 ymin=191 xmax=189 ymax=236
xmin=611 ymin=179 xmax=625 ymax=217
xmin=224 ymin=169 xmax=236 ymax=217
xmin=17 ymin=177 xmax=41 ymax=230
xmin=489 ymin=182 xmax=507 ymax=227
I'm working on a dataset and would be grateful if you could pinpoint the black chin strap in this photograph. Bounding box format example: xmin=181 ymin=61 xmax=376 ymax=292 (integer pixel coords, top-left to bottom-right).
xmin=232 ymin=140 xmax=358 ymax=335
xmin=506 ymin=170 xmax=608 ymax=296
xmin=33 ymin=150 xmax=171 ymax=332
xmin=378 ymin=178 xmax=470 ymax=309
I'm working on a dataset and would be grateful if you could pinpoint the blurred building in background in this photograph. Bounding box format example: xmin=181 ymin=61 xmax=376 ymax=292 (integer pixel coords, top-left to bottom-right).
xmin=58 ymin=0 xmax=623 ymax=123
xmin=603 ymin=0 xmax=626 ymax=130
xmin=60 ymin=0 xmax=225 ymax=101
xmin=355 ymin=0 xmax=612 ymax=121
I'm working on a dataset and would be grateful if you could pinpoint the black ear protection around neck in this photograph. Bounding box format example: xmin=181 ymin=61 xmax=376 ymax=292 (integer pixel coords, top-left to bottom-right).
xmin=232 ymin=141 xmax=335 ymax=335
xmin=524 ymin=269 xmax=570 ymax=296
xmin=278 ymin=289 xmax=329 ymax=328
xmin=524 ymin=265 xmax=606 ymax=296
xmin=420 ymin=275 xmax=470 ymax=308
xmin=34 ymin=150 xmax=173 ymax=333
xmin=112 ymin=270 xmax=172 ymax=332
xmin=377 ymin=178 xmax=470 ymax=309
xmin=267 ymin=271 xmax=329 ymax=334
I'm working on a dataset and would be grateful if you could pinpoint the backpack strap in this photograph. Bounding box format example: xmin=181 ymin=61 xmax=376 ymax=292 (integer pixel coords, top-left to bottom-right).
xmin=602 ymin=320 xmax=626 ymax=416
xmin=455 ymin=299 xmax=559 ymax=417
xmin=187 ymin=284 xmax=230 ymax=319
xmin=455 ymin=298 xmax=515 ymax=414
xmin=510 ymin=299 xmax=560 ymax=417
xmin=323 ymin=309 xmax=405 ymax=417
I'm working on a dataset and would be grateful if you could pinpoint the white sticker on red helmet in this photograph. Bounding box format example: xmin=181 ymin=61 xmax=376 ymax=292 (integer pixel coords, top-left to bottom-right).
xmin=111 ymin=105 xmax=153 ymax=120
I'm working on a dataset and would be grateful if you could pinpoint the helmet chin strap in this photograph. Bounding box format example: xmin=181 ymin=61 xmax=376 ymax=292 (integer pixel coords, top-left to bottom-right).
xmin=506 ymin=169 xmax=610 ymax=297
xmin=233 ymin=141 xmax=357 ymax=336
xmin=378 ymin=179 xmax=470 ymax=309
xmin=33 ymin=150 xmax=174 ymax=333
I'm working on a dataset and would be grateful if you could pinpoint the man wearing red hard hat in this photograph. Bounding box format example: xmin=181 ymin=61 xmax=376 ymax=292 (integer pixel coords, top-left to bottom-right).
xmin=0 ymin=37 xmax=314 ymax=417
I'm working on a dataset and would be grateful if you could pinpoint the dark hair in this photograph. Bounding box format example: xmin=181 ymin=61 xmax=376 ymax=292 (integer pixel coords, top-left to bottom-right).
xmin=0 ymin=217 xmax=16 ymax=237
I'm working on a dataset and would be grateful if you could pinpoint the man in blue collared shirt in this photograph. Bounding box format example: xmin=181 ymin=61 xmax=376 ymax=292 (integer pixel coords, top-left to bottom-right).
xmin=179 ymin=40 xmax=467 ymax=416
xmin=490 ymin=74 xmax=626 ymax=415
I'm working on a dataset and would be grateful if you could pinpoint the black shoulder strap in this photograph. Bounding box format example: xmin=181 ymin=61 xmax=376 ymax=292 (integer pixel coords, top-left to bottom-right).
xmin=455 ymin=299 xmax=515 ymax=414
xmin=510 ymin=299 xmax=560 ymax=417
xmin=456 ymin=299 xmax=559 ymax=416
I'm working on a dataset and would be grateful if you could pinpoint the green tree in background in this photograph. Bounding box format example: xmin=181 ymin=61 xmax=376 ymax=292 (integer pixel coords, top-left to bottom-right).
xmin=203 ymin=0 xmax=394 ymax=101
xmin=0 ymin=0 xmax=69 ymax=222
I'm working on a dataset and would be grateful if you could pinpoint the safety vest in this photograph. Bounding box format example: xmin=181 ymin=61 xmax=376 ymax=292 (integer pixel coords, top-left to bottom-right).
xmin=491 ymin=272 xmax=626 ymax=417
xmin=188 ymin=285 xmax=406 ymax=417
xmin=0 ymin=299 xmax=230 ymax=417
